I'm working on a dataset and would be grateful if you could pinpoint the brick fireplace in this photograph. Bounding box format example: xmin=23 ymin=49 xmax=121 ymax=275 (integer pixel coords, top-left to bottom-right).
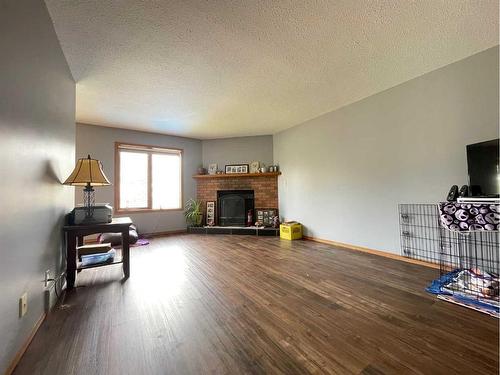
xmin=194 ymin=173 xmax=279 ymax=226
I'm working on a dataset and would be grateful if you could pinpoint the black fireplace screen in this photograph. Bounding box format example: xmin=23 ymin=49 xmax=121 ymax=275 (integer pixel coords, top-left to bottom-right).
xmin=217 ymin=190 xmax=254 ymax=226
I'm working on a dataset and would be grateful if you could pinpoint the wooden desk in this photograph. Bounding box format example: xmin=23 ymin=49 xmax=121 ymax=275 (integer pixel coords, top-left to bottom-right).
xmin=63 ymin=217 xmax=132 ymax=288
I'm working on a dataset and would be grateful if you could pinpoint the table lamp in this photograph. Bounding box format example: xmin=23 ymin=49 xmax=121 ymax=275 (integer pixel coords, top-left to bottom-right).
xmin=64 ymin=155 xmax=111 ymax=222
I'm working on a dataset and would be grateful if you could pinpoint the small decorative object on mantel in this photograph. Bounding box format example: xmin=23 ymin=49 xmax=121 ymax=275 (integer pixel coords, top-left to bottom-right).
xmin=216 ymin=170 xmax=224 ymax=175
xmin=268 ymin=165 xmax=279 ymax=173
xmin=208 ymin=163 xmax=217 ymax=175
xmin=206 ymin=201 xmax=216 ymax=226
xmin=197 ymin=166 xmax=207 ymax=175
xmin=225 ymin=164 xmax=249 ymax=174
xmin=259 ymin=165 xmax=267 ymax=173
xmin=249 ymin=161 xmax=260 ymax=173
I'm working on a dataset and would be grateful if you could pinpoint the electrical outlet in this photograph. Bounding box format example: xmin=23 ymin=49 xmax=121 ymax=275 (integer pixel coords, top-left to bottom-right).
xmin=19 ymin=292 xmax=28 ymax=318
xmin=45 ymin=270 xmax=51 ymax=287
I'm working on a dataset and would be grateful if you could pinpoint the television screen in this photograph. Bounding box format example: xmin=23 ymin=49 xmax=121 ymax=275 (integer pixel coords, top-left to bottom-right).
xmin=466 ymin=139 xmax=499 ymax=197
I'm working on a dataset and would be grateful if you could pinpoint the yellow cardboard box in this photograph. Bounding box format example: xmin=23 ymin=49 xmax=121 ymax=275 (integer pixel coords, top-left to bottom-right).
xmin=280 ymin=221 xmax=302 ymax=240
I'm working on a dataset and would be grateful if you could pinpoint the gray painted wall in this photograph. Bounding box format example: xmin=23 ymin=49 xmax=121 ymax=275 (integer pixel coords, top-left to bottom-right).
xmin=76 ymin=124 xmax=202 ymax=234
xmin=274 ymin=47 xmax=499 ymax=254
xmin=0 ymin=1 xmax=75 ymax=372
xmin=202 ymin=135 xmax=273 ymax=171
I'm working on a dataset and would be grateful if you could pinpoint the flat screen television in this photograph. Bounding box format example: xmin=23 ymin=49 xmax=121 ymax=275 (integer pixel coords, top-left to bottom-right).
xmin=466 ymin=138 xmax=499 ymax=197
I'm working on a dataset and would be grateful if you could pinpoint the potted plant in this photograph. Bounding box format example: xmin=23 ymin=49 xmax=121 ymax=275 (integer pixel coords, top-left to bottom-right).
xmin=185 ymin=198 xmax=203 ymax=227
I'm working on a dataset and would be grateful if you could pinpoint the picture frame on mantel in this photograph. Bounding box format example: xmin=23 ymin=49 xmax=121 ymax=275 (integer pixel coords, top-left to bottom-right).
xmin=225 ymin=164 xmax=249 ymax=174
xmin=208 ymin=163 xmax=218 ymax=175
xmin=249 ymin=161 xmax=260 ymax=173
xmin=206 ymin=201 xmax=216 ymax=226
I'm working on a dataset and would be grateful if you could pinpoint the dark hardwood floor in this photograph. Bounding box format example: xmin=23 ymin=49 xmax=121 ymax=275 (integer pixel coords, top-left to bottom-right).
xmin=14 ymin=235 xmax=499 ymax=375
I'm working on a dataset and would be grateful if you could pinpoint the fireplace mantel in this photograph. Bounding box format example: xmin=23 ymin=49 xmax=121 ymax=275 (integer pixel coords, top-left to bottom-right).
xmin=195 ymin=172 xmax=279 ymax=222
xmin=193 ymin=172 xmax=281 ymax=179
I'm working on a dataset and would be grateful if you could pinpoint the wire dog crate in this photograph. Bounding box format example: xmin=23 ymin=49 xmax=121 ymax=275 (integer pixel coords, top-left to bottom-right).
xmin=435 ymin=202 xmax=499 ymax=316
xmin=398 ymin=204 xmax=442 ymax=264
xmin=400 ymin=202 xmax=499 ymax=316
xmin=439 ymin=230 xmax=499 ymax=274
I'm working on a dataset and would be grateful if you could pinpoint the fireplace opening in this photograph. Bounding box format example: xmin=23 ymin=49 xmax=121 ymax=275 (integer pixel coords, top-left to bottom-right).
xmin=217 ymin=190 xmax=254 ymax=226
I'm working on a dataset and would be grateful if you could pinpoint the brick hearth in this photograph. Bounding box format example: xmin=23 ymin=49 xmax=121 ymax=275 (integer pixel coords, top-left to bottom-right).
xmin=195 ymin=175 xmax=279 ymax=217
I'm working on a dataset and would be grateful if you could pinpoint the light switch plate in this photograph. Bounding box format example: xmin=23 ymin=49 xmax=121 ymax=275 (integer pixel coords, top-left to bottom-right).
xmin=19 ymin=292 xmax=28 ymax=318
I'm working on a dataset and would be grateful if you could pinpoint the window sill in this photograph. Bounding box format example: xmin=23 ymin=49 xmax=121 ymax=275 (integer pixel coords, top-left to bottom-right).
xmin=115 ymin=208 xmax=184 ymax=214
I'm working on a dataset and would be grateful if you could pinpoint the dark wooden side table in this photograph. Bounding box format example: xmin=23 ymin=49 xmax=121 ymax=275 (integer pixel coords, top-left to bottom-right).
xmin=63 ymin=217 xmax=132 ymax=289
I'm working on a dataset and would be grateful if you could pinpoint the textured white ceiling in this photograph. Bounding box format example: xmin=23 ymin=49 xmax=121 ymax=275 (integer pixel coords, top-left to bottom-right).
xmin=45 ymin=0 xmax=498 ymax=139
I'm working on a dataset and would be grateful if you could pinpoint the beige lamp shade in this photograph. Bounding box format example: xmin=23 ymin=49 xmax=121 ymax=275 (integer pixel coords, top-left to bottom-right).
xmin=63 ymin=155 xmax=111 ymax=186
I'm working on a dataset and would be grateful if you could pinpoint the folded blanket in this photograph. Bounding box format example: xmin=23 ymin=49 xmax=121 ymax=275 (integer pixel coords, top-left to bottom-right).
xmin=444 ymin=269 xmax=499 ymax=300
xmin=427 ymin=268 xmax=499 ymax=301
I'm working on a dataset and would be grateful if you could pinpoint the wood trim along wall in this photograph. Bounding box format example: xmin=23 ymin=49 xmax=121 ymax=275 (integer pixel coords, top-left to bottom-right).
xmin=141 ymin=229 xmax=187 ymax=238
xmin=5 ymin=313 xmax=46 ymax=375
xmin=303 ymin=236 xmax=440 ymax=269
xmin=114 ymin=208 xmax=185 ymax=214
